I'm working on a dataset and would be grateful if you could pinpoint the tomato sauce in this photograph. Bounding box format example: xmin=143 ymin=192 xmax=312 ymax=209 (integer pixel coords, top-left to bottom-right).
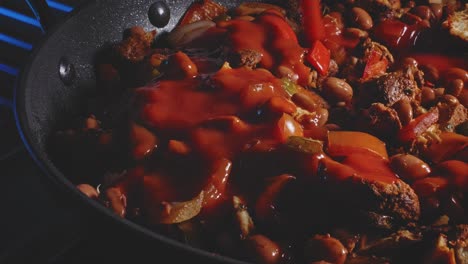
xmin=218 ymin=13 xmax=311 ymax=86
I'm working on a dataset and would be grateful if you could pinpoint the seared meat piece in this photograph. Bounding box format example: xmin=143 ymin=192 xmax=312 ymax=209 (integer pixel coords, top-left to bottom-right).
xmin=361 ymin=39 xmax=394 ymax=66
xmin=340 ymin=39 xmax=394 ymax=82
xmin=346 ymin=177 xmax=420 ymax=223
xmin=315 ymin=157 xmax=421 ymax=224
xmin=227 ymin=49 xmax=262 ymax=68
xmin=358 ymin=71 xmax=419 ymax=108
xmin=115 ymin=26 xmax=156 ymax=63
xmin=359 ymin=103 xmax=402 ymax=139
xmin=437 ymin=99 xmax=468 ymax=132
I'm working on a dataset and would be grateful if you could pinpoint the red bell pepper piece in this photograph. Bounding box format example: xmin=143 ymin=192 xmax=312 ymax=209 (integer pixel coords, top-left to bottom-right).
xmin=362 ymin=49 xmax=389 ymax=80
xmin=306 ymin=40 xmax=330 ymax=76
xmin=398 ymin=109 xmax=439 ymax=143
xmin=301 ymin=0 xmax=325 ymax=46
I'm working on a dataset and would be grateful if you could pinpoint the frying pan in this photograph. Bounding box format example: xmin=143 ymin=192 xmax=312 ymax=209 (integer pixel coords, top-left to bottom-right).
xmin=14 ymin=0 xmax=267 ymax=263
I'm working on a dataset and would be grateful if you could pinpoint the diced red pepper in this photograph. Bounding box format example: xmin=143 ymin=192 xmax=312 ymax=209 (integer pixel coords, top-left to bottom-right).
xmin=306 ymin=40 xmax=330 ymax=76
xmin=362 ymin=49 xmax=389 ymax=80
xmin=327 ymin=131 xmax=389 ymax=160
xmin=398 ymin=110 xmax=439 ymax=143
xmin=301 ymin=0 xmax=325 ymax=46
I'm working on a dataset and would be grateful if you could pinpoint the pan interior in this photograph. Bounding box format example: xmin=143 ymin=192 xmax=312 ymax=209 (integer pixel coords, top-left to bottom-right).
xmin=16 ymin=0 xmax=263 ymax=263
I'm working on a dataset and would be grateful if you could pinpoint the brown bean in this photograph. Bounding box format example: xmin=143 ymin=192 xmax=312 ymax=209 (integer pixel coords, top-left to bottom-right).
xmin=447 ymin=79 xmax=464 ymax=97
xmin=420 ymin=64 xmax=439 ymax=83
xmin=350 ymin=7 xmax=373 ymax=30
xmin=104 ymin=187 xmax=127 ymax=218
xmin=304 ymin=234 xmax=347 ymax=264
xmin=76 ymin=184 xmax=98 ymax=199
xmin=458 ymin=89 xmax=468 ymax=108
xmin=412 ymin=5 xmax=432 ymax=21
xmin=344 ymin=27 xmax=368 ymax=39
xmin=390 ymin=154 xmax=431 ymax=182
xmin=393 ymin=98 xmax=413 ymax=126
xmin=322 ymin=77 xmax=353 ymax=104
xmin=245 ymin=235 xmax=281 ymax=264
xmin=421 ymin=87 xmax=436 ymax=106
xmin=440 ymin=94 xmax=459 ymax=106
xmin=434 ymin=87 xmax=445 ymax=97
xmin=292 ymin=92 xmax=319 ymax=112
xmin=430 ymin=4 xmax=443 ymax=20
xmin=442 ymin=67 xmax=468 ymax=84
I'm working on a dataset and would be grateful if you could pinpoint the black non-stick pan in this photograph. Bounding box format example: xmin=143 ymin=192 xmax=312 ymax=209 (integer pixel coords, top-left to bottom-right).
xmin=14 ymin=0 xmax=264 ymax=263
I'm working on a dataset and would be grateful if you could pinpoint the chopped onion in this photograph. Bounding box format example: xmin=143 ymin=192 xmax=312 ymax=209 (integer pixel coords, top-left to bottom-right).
xmin=148 ymin=191 xmax=205 ymax=224
xmin=167 ymin=20 xmax=216 ymax=47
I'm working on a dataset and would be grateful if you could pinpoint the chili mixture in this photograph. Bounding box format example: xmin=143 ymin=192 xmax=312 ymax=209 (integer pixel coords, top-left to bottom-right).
xmin=51 ymin=1 xmax=468 ymax=263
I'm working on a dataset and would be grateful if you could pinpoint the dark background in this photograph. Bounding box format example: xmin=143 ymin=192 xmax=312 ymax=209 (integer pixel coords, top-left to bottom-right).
xmin=0 ymin=1 xmax=216 ymax=263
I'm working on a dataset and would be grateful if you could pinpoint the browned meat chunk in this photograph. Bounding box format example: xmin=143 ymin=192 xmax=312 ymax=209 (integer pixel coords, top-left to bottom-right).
xmin=340 ymin=39 xmax=394 ymax=82
xmin=437 ymin=98 xmax=468 ymax=132
xmin=359 ymin=103 xmax=402 ymax=139
xmin=227 ymin=49 xmax=262 ymax=68
xmin=358 ymin=71 xmax=419 ymax=108
xmin=350 ymin=177 xmax=420 ymax=223
xmin=115 ymin=26 xmax=156 ymax=63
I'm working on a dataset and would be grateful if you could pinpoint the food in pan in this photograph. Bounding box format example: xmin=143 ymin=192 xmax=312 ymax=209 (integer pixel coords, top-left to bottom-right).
xmin=51 ymin=0 xmax=468 ymax=263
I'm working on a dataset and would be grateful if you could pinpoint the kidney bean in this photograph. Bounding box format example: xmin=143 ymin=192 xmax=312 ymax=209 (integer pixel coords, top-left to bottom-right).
xmin=245 ymin=235 xmax=281 ymax=264
xmin=390 ymin=154 xmax=431 ymax=182
xmin=442 ymin=68 xmax=468 ymax=84
xmin=344 ymin=27 xmax=368 ymax=39
xmin=412 ymin=177 xmax=449 ymax=198
xmin=440 ymin=94 xmax=459 ymax=106
xmin=434 ymin=87 xmax=445 ymax=97
xmin=421 ymin=87 xmax=436 ymax=106
xmin=321 ymin=77 xmax=353 ymax=105
xmin=304 ymin=234 xmax=347 ymax=264
xmin=292 ymin=92 xmax=319 ymax=112
xmin=420 ymin=64 xmax=439 ymax=83
xmin=350 ymin=7 xmax=373 ymax=30
xmin=447 ymin=79 xmax=464 ymax=97
xmin=393 ymin=98 xmax=413 ymax=126
xmin=104 ymin=187 xmax=127 ymax=218
xmin=430 ymin=4 xmax=443 ymax=20
xmin=435 ymin=160 xmax=468 ymax=191
xmin=76 ymin=184 xmax=99 ymax=199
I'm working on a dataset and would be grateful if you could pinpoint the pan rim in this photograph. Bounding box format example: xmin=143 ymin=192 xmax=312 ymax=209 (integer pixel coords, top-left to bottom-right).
xmin=14 ymin=1 xmax=248 ymax=263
